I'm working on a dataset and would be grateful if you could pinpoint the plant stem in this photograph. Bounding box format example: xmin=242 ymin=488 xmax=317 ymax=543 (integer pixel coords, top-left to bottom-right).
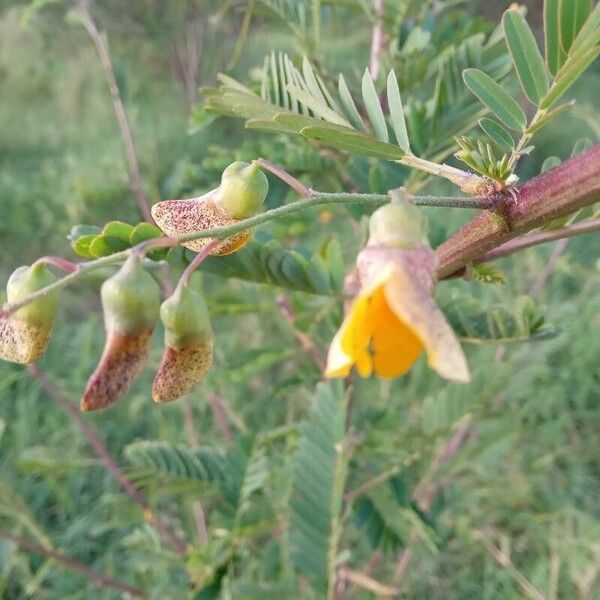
xmin=369 ymin=0 xmax=385 ymax=79
xmin=77 ymin=1 xmax=153 ymax=223
xmin=475 ymin=218 xmax=600 ymax=263
xmin=27 ymin=364 xmax=188 ymax=556
xmin=178 ymin=238 xmax=222 ymax=288
xmin=0 ymin=529 xmax=147 ymax=598
xmin=34 ymin=256 xmax=79 ymax=273
xmin=1 ymin=191 xmax=481 ymax=316
xmin=436 ymin=143 xmax=600 ymax=279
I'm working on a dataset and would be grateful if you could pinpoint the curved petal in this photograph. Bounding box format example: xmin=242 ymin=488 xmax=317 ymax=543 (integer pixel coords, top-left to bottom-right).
xmin=383 ymin=266 xmax=470 ymax=383
xmin=324 ymin=324 xmax=353 ymax=378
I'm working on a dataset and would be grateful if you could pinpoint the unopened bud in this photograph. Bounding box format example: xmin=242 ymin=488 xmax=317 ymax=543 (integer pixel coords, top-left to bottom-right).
xmin=81 ymin=255 xmax=160 ymax=411
xmin=151 ymin=161 xmax=268 ymax=256
xmin=216 ymin=161 xmax=269 ymax=219
xmin=0 ymin=264 xmax=59 ymax=364
xmin=152 ymin=283 xmax=213 ymax=403
xmin=368 ymin=199 xmax=429 ymax=249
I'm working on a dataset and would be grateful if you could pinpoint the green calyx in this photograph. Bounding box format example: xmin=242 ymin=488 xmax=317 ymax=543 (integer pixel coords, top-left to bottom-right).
xmin=7 ymin=263 xmax=59 ymax=327
xmin=368 ymin=199 xmax=429 ymax=249
xmin=161 ymin=282 xmax=212 ymax=348
xmin=216 ymin=161 xmax=269 ymax=219
xmin=101 ymin=255 xmax=160 ymax=334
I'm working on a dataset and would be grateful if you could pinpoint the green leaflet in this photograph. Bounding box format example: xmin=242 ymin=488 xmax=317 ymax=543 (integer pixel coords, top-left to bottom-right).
xmin=200 ymin=237 xmax=344 ymax=296
xmin=361 ymin=69 xmax=389 ymax=142
xmin=289 ymin=381 xmax=348 ymax=596
xmin=503 ymin=9 xmax=549 ymax=105
xmin=478 ymin=118 xmax=515 ymax=151
xmin=386 ymin=70 xmax=411 ymax=152
xmin=463 ymin=68 xmax=527 ymax=131
xmin=540 ymin=46 xmax=600 ymax=108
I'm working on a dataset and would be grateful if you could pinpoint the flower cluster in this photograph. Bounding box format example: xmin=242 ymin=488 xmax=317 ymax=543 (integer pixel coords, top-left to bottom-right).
xmin=0 ymin=165 xmax=471 ymax=414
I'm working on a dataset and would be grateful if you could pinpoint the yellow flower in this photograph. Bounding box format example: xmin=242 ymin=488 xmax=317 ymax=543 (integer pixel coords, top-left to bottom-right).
xmin=325 ymin=200 xmax=470 ymax=383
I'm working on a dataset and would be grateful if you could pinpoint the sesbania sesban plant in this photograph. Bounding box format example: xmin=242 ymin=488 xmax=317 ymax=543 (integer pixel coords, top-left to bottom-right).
xmin=1 ymin=1 xmax=600 ymax=598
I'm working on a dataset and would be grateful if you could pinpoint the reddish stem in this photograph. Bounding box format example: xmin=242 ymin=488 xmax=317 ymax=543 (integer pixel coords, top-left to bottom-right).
xmin=178 ymin=238 xmax=222 ymax=288
xmin=436 ymin=144 xmax=600 ymax=279
xmin=255 ymin=159 xmax=312 ymax=198
xmin=34 ymin=256 xmax=79 ymax=273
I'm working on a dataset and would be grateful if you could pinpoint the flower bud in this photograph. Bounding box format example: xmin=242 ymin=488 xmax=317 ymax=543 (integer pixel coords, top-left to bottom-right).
xmin=81 ymin=255 xmax=160 ymax=412
xmin=152 ymin=283 xmax=213 ymax=403
xmin=367 ymin=200 xmax=429 ymax=249
xmin=216 ymin=161 xmax=269 ymax=219
xmin=150 ymin=161 xmax=268 ymax=256
xmin=0 ymin=264 xmax=59 ymax=364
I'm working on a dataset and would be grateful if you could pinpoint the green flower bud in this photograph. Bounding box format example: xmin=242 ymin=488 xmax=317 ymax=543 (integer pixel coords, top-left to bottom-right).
xmin=216 ymin=161 xmax=269 ymax=219
xmin=0 ymin=264 xmax=59 ymax=364
xmin=81 ymin=255 xmax=160 ymax=412
xmin=152 ymin=283 xmax=213 ymax=403
xmin=368 ymin=200 xmax=429 ymax=249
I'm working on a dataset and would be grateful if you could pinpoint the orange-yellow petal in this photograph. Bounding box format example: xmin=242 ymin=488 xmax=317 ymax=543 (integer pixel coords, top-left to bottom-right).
xmin=369 ymin=286 xmax=423 ymax=379
xmin=325 ymin=325 xmax=353 ymax=378
xmin=340 ymin=293 xmax=373 ymax=377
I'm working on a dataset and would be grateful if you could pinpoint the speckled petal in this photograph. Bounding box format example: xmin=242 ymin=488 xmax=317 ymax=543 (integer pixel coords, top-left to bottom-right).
xmin=151 ymin=192 xmax=250 ymax=256
xmin=152 ymin=340 xmax=213 ymax=403
xmin=81 ymin=329 xmax=153 ymax=412
xmin=378 ymin=251 xmax=470 ymax=383
xmin=0 ymin=317 xmax=52 ymax=364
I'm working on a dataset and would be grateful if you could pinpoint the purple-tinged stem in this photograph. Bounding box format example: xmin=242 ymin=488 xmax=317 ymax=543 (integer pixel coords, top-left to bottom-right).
xmin=436 ymin=143 xmax=600 ymax=279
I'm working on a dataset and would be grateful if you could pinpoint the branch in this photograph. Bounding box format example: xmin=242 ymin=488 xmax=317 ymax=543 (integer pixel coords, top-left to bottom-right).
xmin=0 ymin=529 xmax=147 ymax=598
xmin=436 ymin=144 xmax=600 ymax=278
xmin=1 ymin=191 xmax=484 ymax=317
xmin=475 ymin=217 xmax=600 ymax=263
xmin=393 ymin=420 xmax=472 ymax=585
xmin=26 ymin=364 xmax=188 ymax=555
xmin=77 ymin=1 xmax=153 ymax=223
xmin=369 ymin=0 xmax=385 ymax=79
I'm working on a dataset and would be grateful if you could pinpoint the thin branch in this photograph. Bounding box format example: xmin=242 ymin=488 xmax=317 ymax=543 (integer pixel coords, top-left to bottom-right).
xmin=77 ymin=0 xmax=152 ymax=223
xmin=474 ymin=531 xmax=546 ymax=600
xmin=179 ymin=239 xmax=222 ymax=288
xmin=276 ymin=294 xmax=325 ymax=369
xmin=344 ymin=465 xmax=401 ymax=505
xmin=369 ymin=0 xmax=385 ymax=79
xmin=0 ymin=529 xmax=147 ymax=598
xmin=181 ymin=403 xmax=209 ymax=546
xmin=475 ymin=218 xmax=600 ymax=263
xmin=208 ymin=393 xmax=233 ymax=444
xmin=339 ymin=566 xmax=399 ymax=598
xmin=393 ymin=420 xmax=472 ymax=585
xmin=256 ymin=159 xmax=312 ymax=197
xmin=34 ymin=256 xmax=79 ymax=273
xmin=528 ymin=238 xmax=569 ymax=299
xmin=26 ymin=364 xmax=187 ymax=555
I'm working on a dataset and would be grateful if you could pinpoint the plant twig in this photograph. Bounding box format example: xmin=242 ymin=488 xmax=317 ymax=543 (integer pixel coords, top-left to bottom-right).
xmin=208 ymin=393 xmax=234 ymax=444
xmin=27 ymin=364 xmax=187 ymax=555
xmin=393 ymin=420 xmax=472 ymax=585
xmin=181 ymin=403 xmax=209 ymax=546
xmin=340 ymin=566 xmax=399 ymax=598
xmin=179 ymin=238 xmax=222 ymax=288
xmin=0 ymin=529 xmax=147 ymax=598
xmin=528 ymin=238 xmax=569 ymax=299
xmin=256 ymin=159 xmax=312 ymax=197
xmin=475 ymin=218 xmax=600 ymax=264
xmin=276 ymin=294 xmax=325 ymax=369
xmin=474 ymin=531 xmax=546 ymax=600
xmin=369 ymin=0 xmax=386 ymax=79
xmin=34 ymin=257 xmax=79 ymax=273
xmin=77 ymin=0 xmax=153 ymax=223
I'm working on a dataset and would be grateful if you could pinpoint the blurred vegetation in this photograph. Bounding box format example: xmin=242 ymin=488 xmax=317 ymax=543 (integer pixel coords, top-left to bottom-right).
xmin=0 ymin=0 xmax=599 ymax=598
